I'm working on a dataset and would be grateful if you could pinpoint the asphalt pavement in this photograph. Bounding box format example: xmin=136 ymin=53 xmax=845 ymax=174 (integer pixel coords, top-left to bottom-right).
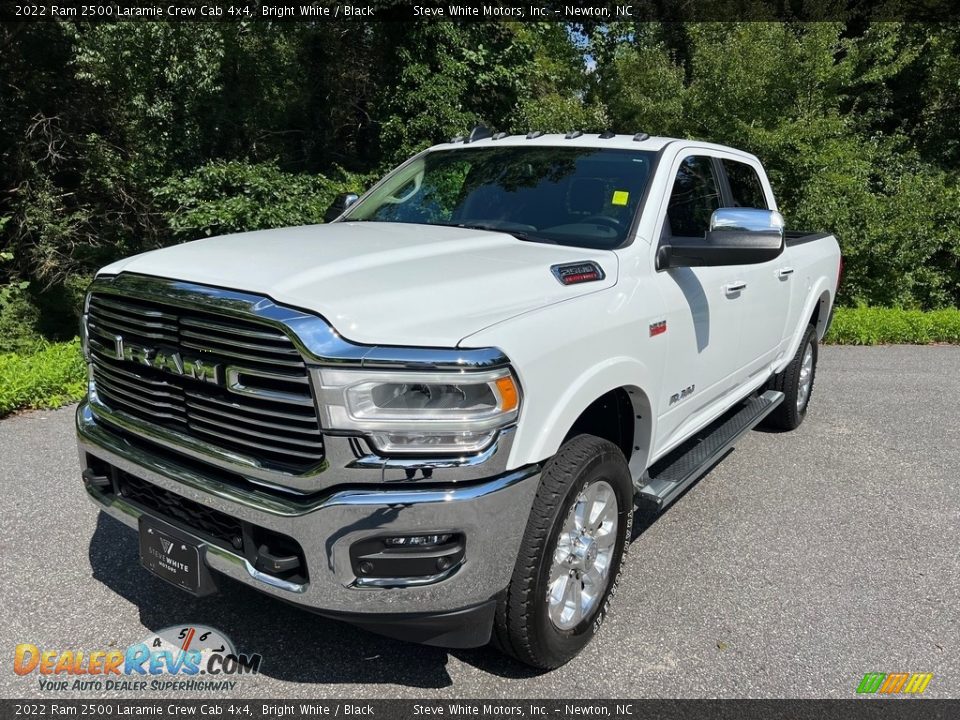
xmin=1 ymin=345 xmax=957 ymax=699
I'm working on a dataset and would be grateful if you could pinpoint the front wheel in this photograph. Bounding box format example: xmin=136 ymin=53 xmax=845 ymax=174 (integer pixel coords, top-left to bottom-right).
xmin=493 ymin=435 xmax=633 ymax=669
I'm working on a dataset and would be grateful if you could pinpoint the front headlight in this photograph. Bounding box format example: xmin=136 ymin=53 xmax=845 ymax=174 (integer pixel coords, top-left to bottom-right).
xmin=314 ymin=367 xmax=521 ymax=455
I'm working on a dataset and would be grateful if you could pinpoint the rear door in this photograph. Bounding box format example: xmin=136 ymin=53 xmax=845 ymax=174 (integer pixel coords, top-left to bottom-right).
xmin=652 ymin=154 xmax=746 ymax=455
xmin=717 ymin=157 xmax=792 ymax=377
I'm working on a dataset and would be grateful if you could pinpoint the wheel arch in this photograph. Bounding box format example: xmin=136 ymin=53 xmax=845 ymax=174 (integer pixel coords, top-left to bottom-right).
xmin=776 ymin=280 xmax=832 ymax=374
xmin=510 ymin=359 xmax=655 ymax=479
xmin=809 ymin=289 xmax=833 ymax=340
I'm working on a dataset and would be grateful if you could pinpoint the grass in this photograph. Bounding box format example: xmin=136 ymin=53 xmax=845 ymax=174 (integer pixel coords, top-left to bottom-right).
xmin=0 ymin=339 xmax=87 ymax=418
xmin=825 ymin=306 xmax=960 ymax=345
xmin=0 ymin=307 xmax=957 ymax=418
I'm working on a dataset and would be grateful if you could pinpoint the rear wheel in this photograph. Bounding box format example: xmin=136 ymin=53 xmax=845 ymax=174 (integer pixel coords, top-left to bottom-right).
xmin=493 ymin=435 xmax=633 ymax=669
xmin=763 ymin=324 xmax=818 ymax=431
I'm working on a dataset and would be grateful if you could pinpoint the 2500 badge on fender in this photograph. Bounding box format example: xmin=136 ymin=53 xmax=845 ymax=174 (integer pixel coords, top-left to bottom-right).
xmin=76 ymin=130 xmax=841 ymax=668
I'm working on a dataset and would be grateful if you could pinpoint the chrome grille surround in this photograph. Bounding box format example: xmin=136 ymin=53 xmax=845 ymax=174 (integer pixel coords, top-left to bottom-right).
xmin=87 ymin=281 xmax=325 ymax=475
xmin=84 ymin=273 xmax=514 ymax=494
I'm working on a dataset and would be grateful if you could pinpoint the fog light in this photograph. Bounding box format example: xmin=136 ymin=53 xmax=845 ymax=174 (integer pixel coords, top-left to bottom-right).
xmin=350 ymin=533 xmax=465 ymax=585
xmin=384 ymin=534 xmax=452 ymax=547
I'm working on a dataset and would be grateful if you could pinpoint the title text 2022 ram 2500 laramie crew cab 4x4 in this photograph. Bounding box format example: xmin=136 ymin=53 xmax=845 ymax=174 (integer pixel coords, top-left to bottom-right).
xmin=77 ymin=130 xmax=841 ymax=668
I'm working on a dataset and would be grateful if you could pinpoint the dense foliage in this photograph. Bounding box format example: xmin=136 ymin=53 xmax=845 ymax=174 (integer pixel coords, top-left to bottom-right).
xmin=0 ymin=339 xmax=86 ymax=416
xmin=1 ymin=21 xmax=959 ymax=350
xmin=826 ymin=306 xmax=960 ymax=345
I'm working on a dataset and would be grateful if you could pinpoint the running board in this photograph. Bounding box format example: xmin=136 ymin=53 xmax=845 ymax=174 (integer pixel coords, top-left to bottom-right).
xmin=636 ymin=390 xmax=784 ymax=511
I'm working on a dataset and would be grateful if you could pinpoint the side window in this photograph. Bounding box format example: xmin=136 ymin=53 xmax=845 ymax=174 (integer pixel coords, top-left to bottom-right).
xmin=722 ymin=159 xmax=768 ymax=209
xmin=666 ymin=156 xmax=722 ymax=238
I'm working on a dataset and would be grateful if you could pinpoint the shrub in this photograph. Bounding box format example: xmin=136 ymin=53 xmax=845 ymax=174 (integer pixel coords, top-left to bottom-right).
xmin=154 ymin=161 xmax=362 ymax=240
xmin=0 ymin=274 xmax=92 ymax=354
xmin=0 ymin=339 xmax=86 ymax=417
xmin=825 ymin=306 xmax=960 ymax=345
xmin=0 ymin=281 xmax=41 ymax=354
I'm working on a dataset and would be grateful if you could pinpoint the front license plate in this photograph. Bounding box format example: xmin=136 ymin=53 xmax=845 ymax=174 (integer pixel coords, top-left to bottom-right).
xmin=139 ymin=517 xmax=205 ymax=594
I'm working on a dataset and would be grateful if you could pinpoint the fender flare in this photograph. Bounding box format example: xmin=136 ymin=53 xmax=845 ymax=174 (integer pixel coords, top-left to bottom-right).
xmin=777 ymin=278 xmax=832 ymax=374
xmin=512 ymin=356 xmax=655 ymax=472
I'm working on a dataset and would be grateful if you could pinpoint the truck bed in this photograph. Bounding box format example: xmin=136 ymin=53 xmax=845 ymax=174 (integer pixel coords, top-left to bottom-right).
xmin=785 ymin=230 xmax=831 ymax=246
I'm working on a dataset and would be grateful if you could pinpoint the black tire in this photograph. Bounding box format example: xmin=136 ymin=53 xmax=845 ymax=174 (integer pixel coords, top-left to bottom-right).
xmin=763 ymin=324 xmax=818 ymax=431
xmin=493 ymin=434 xmax=633 ymax=669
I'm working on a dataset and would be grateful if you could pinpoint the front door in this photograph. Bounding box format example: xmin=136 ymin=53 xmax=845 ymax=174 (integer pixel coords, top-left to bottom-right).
xmin=652 ymin=154 xmax=748 ymax=456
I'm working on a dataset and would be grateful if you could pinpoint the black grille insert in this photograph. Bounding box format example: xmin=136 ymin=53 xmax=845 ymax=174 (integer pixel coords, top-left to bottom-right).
xmin=87 ymin=291 xmax=324 ymax=472
xmin=119 ymin=473 xmax=243 ymax=549
xmin=95 ymin=462 xmax=309 ymax=584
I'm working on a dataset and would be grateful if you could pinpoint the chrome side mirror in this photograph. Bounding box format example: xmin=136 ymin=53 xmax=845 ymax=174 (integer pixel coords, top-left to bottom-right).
xmin=658 ymin=208 xmax=785 ymax=269
xmin=324 ymin=193 xmax=360 ymax=223
xmin=709 ymin=207 xmax=785 ymax=237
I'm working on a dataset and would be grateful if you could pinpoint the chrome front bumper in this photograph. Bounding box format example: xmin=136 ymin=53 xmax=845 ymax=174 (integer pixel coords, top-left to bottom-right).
xmin=77 ymin=403 xmax=540 ymax=621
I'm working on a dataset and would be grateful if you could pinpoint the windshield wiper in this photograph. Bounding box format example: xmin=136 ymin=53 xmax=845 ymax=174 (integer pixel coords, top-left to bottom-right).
xmin=444 ymin=222 xmax=544 ymax=244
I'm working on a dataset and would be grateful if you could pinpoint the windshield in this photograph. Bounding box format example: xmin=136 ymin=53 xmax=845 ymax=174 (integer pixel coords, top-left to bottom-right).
xmin=340 ymin=146 xmax=656 ymax=250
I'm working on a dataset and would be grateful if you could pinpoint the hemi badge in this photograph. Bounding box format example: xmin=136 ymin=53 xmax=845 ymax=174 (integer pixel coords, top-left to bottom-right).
xmin=551 ymin=261 xmax=606 ymax=286
xmin=650 ymin=320 xmax=667 ymax=336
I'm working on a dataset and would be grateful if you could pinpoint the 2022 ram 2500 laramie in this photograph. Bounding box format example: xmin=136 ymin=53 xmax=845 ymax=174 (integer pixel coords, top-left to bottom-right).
xmin=77 ymin=130 xmax=841 ymax=668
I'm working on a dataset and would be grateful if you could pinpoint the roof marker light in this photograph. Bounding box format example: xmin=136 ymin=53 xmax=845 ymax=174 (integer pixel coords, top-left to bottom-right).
xmin=465 ymin=125 xmax=493 ymax=143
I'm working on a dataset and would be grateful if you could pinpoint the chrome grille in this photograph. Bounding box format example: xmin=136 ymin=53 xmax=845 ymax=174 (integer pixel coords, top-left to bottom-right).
xmin=87 ymin=292 xmax=324 ymax=472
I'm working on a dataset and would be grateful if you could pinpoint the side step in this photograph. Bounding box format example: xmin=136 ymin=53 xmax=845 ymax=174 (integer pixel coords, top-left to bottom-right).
xmin=636 ymin=390 xmax=784 ymax=511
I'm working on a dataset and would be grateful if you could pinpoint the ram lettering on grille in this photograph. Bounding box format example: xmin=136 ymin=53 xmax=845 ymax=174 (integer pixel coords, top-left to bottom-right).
xmin=106 ymin=336 xmax=222 ymax=385
xmin=86 ymin=292 xmax=325 ymax=472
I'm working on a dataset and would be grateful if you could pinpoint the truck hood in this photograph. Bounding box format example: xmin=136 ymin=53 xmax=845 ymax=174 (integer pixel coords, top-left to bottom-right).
xmin=99 ymin=222 xmax=618 ymax=347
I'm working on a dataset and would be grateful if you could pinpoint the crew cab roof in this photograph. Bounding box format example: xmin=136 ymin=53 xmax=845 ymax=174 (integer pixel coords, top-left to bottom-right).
xmin=427 ymin=133 xmax=759 ymax=162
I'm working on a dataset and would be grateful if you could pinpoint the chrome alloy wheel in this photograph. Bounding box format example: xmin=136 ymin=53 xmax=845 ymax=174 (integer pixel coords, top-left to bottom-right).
xmin=546 ymin=479 xmax=619 ymax=630
xmin=797 ymin=341 xmax=815 ymax=412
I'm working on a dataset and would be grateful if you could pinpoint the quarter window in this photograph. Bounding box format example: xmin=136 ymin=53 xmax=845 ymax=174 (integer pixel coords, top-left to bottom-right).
xmin=665 ymin=156 xmax=722 ymax=238
xmin=722 ymin=159 xmax=768 ymax=209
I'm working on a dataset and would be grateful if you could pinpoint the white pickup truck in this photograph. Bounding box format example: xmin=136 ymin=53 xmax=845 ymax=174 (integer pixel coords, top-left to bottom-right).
xmin=77 ymin=130 xmax=841 ymax=668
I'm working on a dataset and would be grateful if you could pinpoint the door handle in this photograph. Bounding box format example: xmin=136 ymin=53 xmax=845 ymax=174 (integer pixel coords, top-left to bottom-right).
xmin=724 ymin=281 xmax=747 ymax=295
xmin=777 ymin=267 xmax=795 ymax=278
